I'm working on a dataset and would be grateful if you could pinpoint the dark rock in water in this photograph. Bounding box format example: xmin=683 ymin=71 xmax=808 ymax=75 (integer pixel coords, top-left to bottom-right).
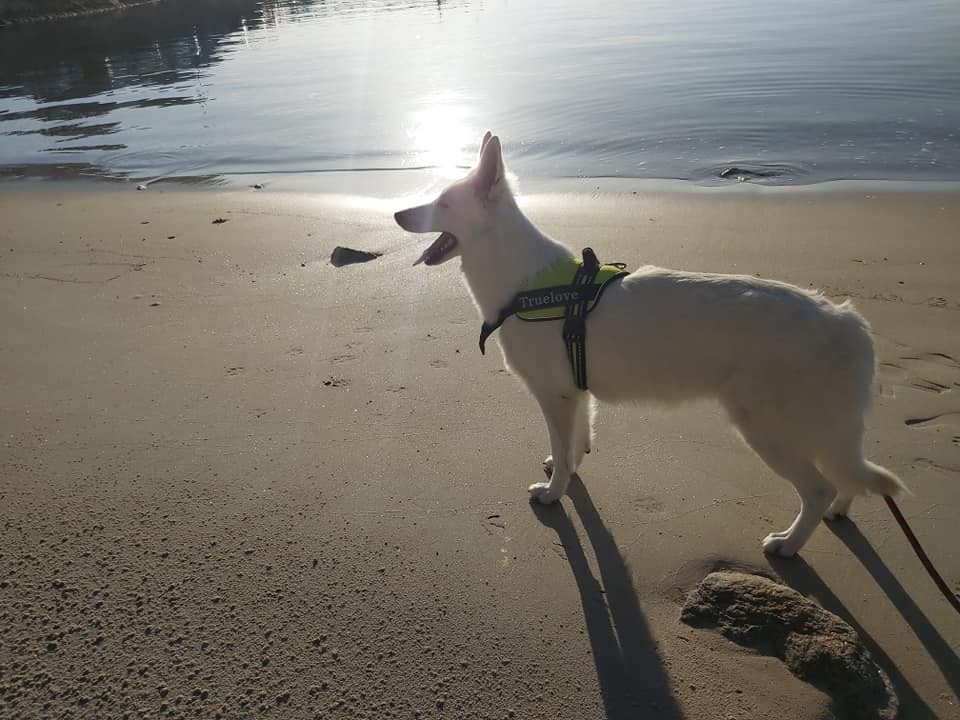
xmin=681 ymin=571 xmax=897 ymax=720
xmin=719 ymin=165 xmax=782 ymax=180
xmin=330 ymin=246 xmax=382 ymax=267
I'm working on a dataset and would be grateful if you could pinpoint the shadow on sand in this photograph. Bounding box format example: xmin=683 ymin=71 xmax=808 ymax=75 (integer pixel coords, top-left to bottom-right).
xmin=768 ymin=518 xmax=960 ymax=720
xmin=828 ymin=521 xmax=960 ymax=693
xmin=531 ymin=476 xmax=683 ymax=720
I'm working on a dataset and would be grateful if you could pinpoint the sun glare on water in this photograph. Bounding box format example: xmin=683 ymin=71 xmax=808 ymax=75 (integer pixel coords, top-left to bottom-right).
xmin=407 ymin=104 xmax=475 ymax=178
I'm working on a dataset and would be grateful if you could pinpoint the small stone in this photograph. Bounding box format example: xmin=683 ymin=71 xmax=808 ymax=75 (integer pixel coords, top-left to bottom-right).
xmin=330 ymin=246 xmax=381 ymax=267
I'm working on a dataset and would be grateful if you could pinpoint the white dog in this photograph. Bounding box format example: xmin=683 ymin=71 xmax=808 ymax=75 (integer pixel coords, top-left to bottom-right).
xmin=395 ymin=132 xmax=905 ymax=557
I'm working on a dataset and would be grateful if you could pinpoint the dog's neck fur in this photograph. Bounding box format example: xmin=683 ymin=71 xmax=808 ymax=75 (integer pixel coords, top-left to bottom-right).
xmin=459 ymin=192 xmax=573 ymax=323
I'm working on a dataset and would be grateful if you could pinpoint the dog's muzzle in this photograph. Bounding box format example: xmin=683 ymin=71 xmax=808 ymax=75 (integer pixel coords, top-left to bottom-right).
xmin=394 ymin=205 xmax=435 ymax=233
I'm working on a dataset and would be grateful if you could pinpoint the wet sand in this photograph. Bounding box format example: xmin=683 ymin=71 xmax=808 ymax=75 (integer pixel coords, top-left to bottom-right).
xmin=1 ymin=183 xmax=958 ymax=719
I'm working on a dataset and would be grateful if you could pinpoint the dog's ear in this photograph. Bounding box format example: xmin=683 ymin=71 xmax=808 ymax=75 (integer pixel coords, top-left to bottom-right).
xmin=479 ymin=130 xmax=492 ymax=158
xmin=476 ymin=134 xmax=504 ymax=200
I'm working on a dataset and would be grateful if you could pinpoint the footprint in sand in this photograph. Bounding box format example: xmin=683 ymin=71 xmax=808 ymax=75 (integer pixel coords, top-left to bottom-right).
xmin=480 ymin=513 xmax=513 ymax=565
xmin=878 ymin=350 xmax=960 ymax=396
xmin=429 ymin=359 xmax=448 ymax=368
xmin=631 ymin=495 xmax=665 ymax=513
xmin=913 ymin=457 xmax=960 ymax=474
xmin=876 ymin=349 xmax=960 ymax=450
xmin=482 ymin=514 xmax=507 ymax=532
xmin=225 ymin=366 xmax=245 ymax=376
xmin=329 ymin=353 xmax=358 ymax=364
xmin=904 ymin=411 xmax=960 ymax=429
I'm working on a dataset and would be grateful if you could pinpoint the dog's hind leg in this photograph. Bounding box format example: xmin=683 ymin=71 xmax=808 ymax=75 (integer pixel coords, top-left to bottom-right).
xmin=530 ymin=393 xmax=581 ymax=504
xmin=740 ymin=433 xmax=837 ymax=557
xmin=817 ymin=441 xmax=907 ymax=518
xmin=824 ymin=492 xmax=855 ymax=520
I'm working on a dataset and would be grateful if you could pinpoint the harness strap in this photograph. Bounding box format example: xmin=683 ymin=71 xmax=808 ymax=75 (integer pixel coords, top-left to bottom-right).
xmin=563 ymin=248 xmax=601 ymax=389
xmin=478 ymin=248 xmax=626 ymax=391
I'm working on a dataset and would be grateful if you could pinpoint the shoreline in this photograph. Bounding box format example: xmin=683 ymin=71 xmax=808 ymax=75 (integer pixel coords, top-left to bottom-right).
xmin=4 ymin=169 xmax=960 ymax=200
xmin=2 ymin=184 xmax=958 ymax=719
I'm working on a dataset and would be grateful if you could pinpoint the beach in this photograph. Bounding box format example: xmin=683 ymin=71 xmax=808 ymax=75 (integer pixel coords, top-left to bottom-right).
xmin=1 ymin=182 xmax=957 ymax=719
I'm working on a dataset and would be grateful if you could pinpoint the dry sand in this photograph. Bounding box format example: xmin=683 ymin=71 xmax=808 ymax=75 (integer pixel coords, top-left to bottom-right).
xmin=0 ymin=182 xmax=958 ymax=719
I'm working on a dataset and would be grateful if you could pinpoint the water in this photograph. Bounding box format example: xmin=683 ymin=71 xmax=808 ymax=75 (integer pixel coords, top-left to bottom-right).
xmin=1 ymin=0 xmax=959 ymax=186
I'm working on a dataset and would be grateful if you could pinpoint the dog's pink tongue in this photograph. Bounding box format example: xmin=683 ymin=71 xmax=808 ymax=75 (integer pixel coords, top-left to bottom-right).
xmin=413 ymin=233 xmax=448 ymax=266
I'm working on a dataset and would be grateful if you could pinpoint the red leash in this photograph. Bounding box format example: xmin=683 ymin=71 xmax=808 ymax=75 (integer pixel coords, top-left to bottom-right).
xmin=884 ymin=495 xmax=960 ymax=615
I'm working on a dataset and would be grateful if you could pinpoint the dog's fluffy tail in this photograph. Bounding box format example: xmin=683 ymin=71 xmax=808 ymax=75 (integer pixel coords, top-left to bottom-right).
xmin=820 ymin=455 xmax=909 ymax=497
xmin=863 ymin=460 xmax=909 ymax=497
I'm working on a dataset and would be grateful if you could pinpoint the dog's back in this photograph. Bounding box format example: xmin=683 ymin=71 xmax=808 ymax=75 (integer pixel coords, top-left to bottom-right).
xmin=584 ymin=267 xmax=872 ymax=412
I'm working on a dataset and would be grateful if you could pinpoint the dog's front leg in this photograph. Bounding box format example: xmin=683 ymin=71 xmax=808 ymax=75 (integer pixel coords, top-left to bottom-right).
xmin=529 ymin=394 xmax=579 ymax=504
xmin=543 ymin=392 xmax=592 ymax=473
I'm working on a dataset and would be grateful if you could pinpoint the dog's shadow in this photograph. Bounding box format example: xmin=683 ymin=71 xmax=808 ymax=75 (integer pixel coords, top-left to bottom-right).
xmin=531 ymin=476 xmax=684 ymax=720
xmin=768 ymin=519 xmax=959 ymax=719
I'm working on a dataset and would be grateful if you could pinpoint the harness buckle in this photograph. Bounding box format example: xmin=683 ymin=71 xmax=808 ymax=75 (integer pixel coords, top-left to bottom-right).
xmin=581 ymin=247 xmax=600 ymax=274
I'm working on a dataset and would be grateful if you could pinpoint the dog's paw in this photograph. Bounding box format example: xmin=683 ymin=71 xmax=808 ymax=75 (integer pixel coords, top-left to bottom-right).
xmin=822 ymin=509 xmax=849 ymax=521
xmin=762 ymin=533 xmax=801 ymax=557
xmin=528 ymin=482 xmax=563 ymax=505
xmin=542 ymin=455 xmax=554 ymax=473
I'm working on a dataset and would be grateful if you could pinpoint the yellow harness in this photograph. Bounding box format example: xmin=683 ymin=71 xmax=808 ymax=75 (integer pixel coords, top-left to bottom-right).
xmin=479 ymin=248 xmax=628 ymax=390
